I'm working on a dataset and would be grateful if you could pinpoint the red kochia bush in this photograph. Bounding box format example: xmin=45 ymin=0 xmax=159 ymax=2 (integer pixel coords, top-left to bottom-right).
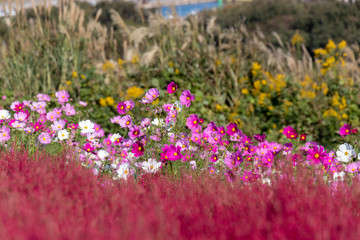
xmin=0 ymin=148 xmax=360 ymax=240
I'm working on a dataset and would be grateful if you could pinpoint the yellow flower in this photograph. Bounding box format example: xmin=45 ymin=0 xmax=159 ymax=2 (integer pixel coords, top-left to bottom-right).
xmin=81 ymin=75 xmax=85 ymax=79
xmin=118 ymin=58 xmax=125 ymax=67
xmin=66 ymin=81 xmax=72 ymax=86
xmin=272 ymin=124 xmax=277 ymax=129
xmin=338 ymin=40 xmax=346 ymax=49
xmin=131 ymin=55 xmax=139 ymax=64
xmin=175 ymin=69 xmax=180 ymax=74
xmin=215 ymin=104 xmax=223 ymax=111
xmin=261 ymin=80 xmax=267 ymax=85
xmin=291 ymin=31 xmax=305 ymax=45
xmin=152 ymin=99 xmax=160 ymax=105
xmin=126 ymin=86 xmax=144 ymax=99
xmin=168 ymin=61 xmax=174 ymax=68
xmin=72 ymin=71 xmax=78 ymax=78
xmin=103 ymin=60 xmax=115 ymax=72
xmin=267 ymin=106 xmax=274 ymax=111
xmin=241 ymin=88 xmax=249 ymax=95
xmin=342 ymin=113 xmax=348 ymax=119
xmin=105 ymin=96 xmax=115 ymax=106
xmin=251 ymin=62 xmax=262 ymax=76
xmin=99 ymin=98 xmax=107 ymax=107
xmin=326 ymin=39 xmax=336 ymax=52
xmin=215 ymin=59 xmax=221 ymax=66
xmin=253 ymin=80 xmax=262 ymax=90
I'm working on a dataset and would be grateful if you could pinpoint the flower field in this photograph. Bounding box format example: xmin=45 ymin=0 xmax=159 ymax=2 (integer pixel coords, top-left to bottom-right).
xmin=1 ymin=148 xmax=360 ymax=239
xmin=1 ymin=0 xmax=360 ymax=238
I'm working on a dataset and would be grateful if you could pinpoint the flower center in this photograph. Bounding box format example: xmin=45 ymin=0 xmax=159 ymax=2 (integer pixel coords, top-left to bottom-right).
xmin=314 ymin=154 xmax=320 ymax=159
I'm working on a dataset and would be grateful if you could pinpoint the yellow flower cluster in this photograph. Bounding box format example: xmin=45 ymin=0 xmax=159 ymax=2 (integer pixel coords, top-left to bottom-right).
xmin=314 ymin=40 xmax=347 ymax=75
xmin=126 ymin=86 xmax=144 ymax=99
xmin=99 ymin=96 xmax=115 ymax=107
xmin=291 ymin=31 xmax=305 ymax=46
xmin=102 ymin=60 xmax=115 ymax=72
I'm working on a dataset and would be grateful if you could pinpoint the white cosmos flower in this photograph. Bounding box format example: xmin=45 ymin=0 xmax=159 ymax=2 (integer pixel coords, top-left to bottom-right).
xmin=142 ymin=158 xmax=161 ymax=173
xmin=151 ymin=118 xmax=164 ymax=127
xmin=78 ymin=120 xmax=95 ymax=134
xmin=333 ymin=171 xmax=345 ymax=181
xmin=110 ymin=133 xmax=122 ymax=143
xmin=172 ymin=100 xmax=183 ymax=112
xmin=336 ymin=143 xmax=356 ymax=163
xmin=57 ymin=129 xmax=69 ymax=141
xmin=97 ymin=149 xmax=110 ymax=160
xmin=0 ymin=110 xmax=11 ymax=120
xmin=116 ymin=163 xmax=131 ymax=180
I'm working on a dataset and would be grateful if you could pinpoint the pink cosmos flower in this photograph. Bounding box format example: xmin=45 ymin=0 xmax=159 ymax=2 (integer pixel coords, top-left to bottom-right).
xmin=261 ymin=152 xmax=274 ymax=167
xmin=191 ymin=133 xmax=202 ymax=144
xmin=37 ymin=93 xmax=51 ymax=102
xmin=165 ymin=110 xmax=177 ymax=124
xmin=145 ymin=88 xmax=160 ymax=101
xmin=186 ymin=114 xmax=200 ymax=130
xmin=119 ymin=115 xmax=132 ymax=128
xmin=163 ymin=103 xmax=173 ymax=112
xmin=12 ymin=121 xmax=26 ymax=129
xmin=46 ymin=111 xmax=58 ymax=122
xmin=167 ymin=82 xmax=177 ymax=94
xmin=129 ymin=125 xmax=143 ymax=139
xmin=117 ymin=102 xmax=127 ymax=114
xmin=55 ymin=90 xmax=70 ymax=104
xmin=226 ymin=123 xmax=238 ymax=136
xmin=339 ymin=123 xmax=351 ymax=137
xmin=124 ymin=100 xmax=135 ymax=111
xmin=14 ymin=112 xmax=28 ymax=122
xmin=0 ymin=126 xmax=10 ymax=142
xmin=179 ymin=90 xmax=195 ymax=107
xmin=140 ymin=118 xmax=151 ymax=128
xmin=131 ymin=141 xmax=145 ymax=157
xmin=51 ymin=119 xmax=66 ymax=132
xmin=346 ymin=162 xmax=359 ymax=173
xmin=352 ymin=128 xmax=358 ymax=134
xmin=79 ymin=101 xmax=87 ymax=106
xmin=307 ymin=144 xmax=327 ymax=165
xmin=111 ymin=116 xmax=122 ymax=125
xmin=62 ymin=103 xmax=76 ymax=116
xmin=38 ymin=132 xmax=51 ymax=144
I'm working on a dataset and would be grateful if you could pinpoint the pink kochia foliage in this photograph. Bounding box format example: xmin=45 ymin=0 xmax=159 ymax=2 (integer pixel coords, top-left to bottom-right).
xmin=1 ymin=148 xmax=360 ymax=239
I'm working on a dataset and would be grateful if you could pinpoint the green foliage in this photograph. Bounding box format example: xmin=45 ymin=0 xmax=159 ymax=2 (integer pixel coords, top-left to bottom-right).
xmin=202 ymin=0 xmax=360 ymax=50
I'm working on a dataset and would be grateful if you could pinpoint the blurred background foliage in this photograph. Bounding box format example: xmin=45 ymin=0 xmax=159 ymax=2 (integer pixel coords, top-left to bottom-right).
xmin=0 ymin=0 xmax=359 ymax=147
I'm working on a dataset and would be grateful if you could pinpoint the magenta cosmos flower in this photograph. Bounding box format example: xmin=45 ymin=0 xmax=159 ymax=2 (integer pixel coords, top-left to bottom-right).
xmin=179 ymin=90 xmax=195 ymax=107
xmin=160 ymin=144 xmax=182 ymax=161
xmin=117 ymin=102 xmax=127 ymax=115
xmin=186 ymin=114 xmax=200 ymax=130
xmin=307 ymin=145 xmax=327 ymax=165
xmin=339 ymin=123 xmax=351 ymax=137
xmin=283 ymin=126 xmax=298 ymax=139
xmin=226 ymin=123 xmax=239 ymax=136
xmin=131 ymin=141 xmax=145 ymax=157
xmin=167 ymin=82 xmax=177 ymax=94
